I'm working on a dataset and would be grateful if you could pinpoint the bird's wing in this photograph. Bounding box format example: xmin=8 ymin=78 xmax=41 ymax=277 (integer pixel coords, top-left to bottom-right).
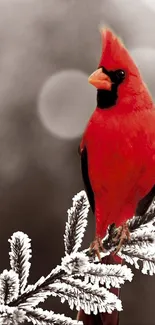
xmin=79 ymin=146 xmax=155 ymax=217
xmin=136 ymin=185 xmax=155 ymax=216
xmin=80 ymin=146 xmax=95 ymax=214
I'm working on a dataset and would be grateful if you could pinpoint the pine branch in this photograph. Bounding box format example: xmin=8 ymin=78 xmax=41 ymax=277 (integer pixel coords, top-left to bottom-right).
xmin=127 ymin=210 xmax=155 ymax=233
xmin=0 ymin=270 xmax=19 ymax=305
xmin=126 ymin=198 xmax=155 ymax=233
xmin=2 ymin=189 xmax=155 ymax=324
xmin=61 ymin=252 xmax=89 ymax=274
xmin=9 ymin=266 xmax=65 ymax=308
xmin=8 ymin=250 xmax=126 ymax=318
xmin=64 ymin=191 xmax=89 ymax=255
xmin=9 ymin=253 xmax=89 ymax=308
xmin=81 ymin=263 xmax=133 ymax=288
xmin=49 ymin=279 xmax=122 ymax=315
xmin=119 ymin=241 xmax=155 ymax=275
xmin=0 ymin=305 xmax=26 ymax=324
xmin=25 ymin=307 xmax=83 ymax=325
xmin=9 ymin=232 xmax=32 ymax=294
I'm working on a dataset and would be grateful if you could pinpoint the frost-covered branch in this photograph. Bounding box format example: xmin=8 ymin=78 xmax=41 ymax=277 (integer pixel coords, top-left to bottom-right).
xmin=64 ymin=190 xmax=89 ymax=255
xmin=83 ymin=263 xmax=133 ymax=289
xmin=0 ymin=270 xmax=19 ymax=305
xmin=0 ymin=305 xmax=26 ymax=325
xmin=25 ymin=307 xmax=83 ymax=325
xmin=9 ymin=266 xmax=65 ymax=308
xmin=0 ymin=190 xmax=155 ymax=324
xmin=128 ymin=200 xmax=155 ymax=232
xmin=118 ymin=223 xmax=155 ymax=275
xmin=9 ymin=232 xmax=32 ymax=294
xmin=56 ymin=277 xmax=122 ymax=314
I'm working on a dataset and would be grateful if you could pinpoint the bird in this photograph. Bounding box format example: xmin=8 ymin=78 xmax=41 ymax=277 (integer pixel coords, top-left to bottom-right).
xmin=79 ymin=27 xmax=155 ymax=248
xmin=78 ymin=28 xmax=155 ymax=325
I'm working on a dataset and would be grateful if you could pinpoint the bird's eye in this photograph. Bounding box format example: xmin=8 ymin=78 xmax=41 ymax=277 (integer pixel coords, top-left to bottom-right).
xmin=115 ymin=69 xmax=125 ymax=81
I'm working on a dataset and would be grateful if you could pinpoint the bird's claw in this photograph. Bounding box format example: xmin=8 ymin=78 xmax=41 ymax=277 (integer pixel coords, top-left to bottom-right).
xmin=90 ymin=236 xmax=105 ymax=261
xmin=113 ymin=223 xmax=130 ymax=254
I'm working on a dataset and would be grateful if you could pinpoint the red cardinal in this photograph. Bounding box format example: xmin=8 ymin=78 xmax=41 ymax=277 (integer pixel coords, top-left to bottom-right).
xmin=80 ymin=28 xmax=155 ymax=239
xmin=78 ymin=28 xmax=155 ymax=325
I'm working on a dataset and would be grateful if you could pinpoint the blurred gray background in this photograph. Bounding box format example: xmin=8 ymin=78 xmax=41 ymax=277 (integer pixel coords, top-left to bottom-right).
xmin=0 ymin=0 xmax=155 ymax=324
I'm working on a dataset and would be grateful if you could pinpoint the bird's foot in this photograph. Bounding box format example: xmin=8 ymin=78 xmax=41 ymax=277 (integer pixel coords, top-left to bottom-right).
xmin=90 ymin=236 xmax=104 ymax=261
xmin=113 ymin=223 xmax=130 ymax=254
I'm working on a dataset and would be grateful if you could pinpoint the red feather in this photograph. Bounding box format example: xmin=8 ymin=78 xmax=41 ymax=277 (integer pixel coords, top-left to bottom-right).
xmin=98 ymin=29 xmax=139 ymax=76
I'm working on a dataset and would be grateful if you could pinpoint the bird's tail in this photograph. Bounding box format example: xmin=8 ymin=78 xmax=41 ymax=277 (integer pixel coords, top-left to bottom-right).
xmin=77 ymin=253 xmax=122 ymax=325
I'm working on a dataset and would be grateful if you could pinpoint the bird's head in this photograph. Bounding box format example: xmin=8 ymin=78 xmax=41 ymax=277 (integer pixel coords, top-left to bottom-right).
xmin=88 ymin=28 xmax=153 ymax=112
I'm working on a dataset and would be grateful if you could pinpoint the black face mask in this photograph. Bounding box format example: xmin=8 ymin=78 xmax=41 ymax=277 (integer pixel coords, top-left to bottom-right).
xmin=97 ymin=67 xmax=125 ymax=109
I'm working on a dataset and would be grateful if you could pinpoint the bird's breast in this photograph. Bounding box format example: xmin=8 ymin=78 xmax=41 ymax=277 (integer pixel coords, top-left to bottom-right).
xmin=84 ymin=108 xmax=155 ymax=197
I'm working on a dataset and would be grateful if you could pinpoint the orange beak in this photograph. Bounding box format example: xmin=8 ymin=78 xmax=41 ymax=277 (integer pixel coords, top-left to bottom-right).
xmin=88 ymin=68 xmax=112 ymax=90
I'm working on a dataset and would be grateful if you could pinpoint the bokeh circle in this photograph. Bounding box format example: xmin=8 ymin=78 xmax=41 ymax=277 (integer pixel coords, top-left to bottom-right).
xmin=38 ymin=70 xmax=96 ymax=139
